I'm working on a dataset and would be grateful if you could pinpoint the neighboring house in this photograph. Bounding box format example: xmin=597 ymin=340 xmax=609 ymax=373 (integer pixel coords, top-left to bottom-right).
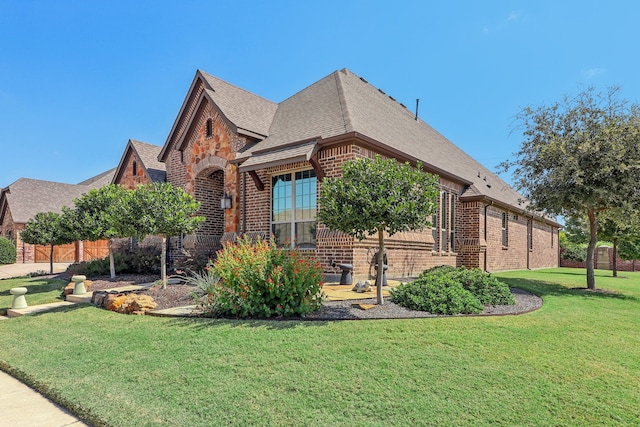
xmin=158 ymin=68 xmax=560 ymax=279
xmin=0 ymin=170 xmax=115 ymax=263
xmin=112 ymin=139 xmax=167 ymax=189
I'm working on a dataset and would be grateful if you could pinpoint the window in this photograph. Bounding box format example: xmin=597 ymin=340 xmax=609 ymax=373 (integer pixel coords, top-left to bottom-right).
xmin=271 ymin=169 xmax=317 ymax=248
xmin=132 ymin=161 xmax=138 ymax=176
xmin=441 ymin=191 xmax=448 ymax=251
xmin=206 ymin=118 xmax=213 ymax=137
xmin=501 ymin=212 xmax=508 ymax=247
xmin=551 ymin=227 xmax=554 ymax=248
xmin=450 ymin=194 xmax=456 ymax=252
xmin=528 ymin=220 xmax=533 ymax=251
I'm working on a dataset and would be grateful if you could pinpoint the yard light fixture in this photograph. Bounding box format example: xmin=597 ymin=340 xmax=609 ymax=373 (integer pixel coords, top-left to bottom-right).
xmin=220 ymin=192 xmax=232 ymax=210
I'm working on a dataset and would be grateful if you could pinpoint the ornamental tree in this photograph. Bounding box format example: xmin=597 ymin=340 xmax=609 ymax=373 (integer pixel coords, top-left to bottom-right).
xmin=67 ymin=184 xmax=132 ymax=279
xmin=318 ymin=155 xmax=439 ymax=304
xmin=20 ymin=211 xmax=76 ymax=274
xmin=126 ymin=183 xmax=205 ymax=288
xmin=501 ymin=86 xmax=640 ymax=289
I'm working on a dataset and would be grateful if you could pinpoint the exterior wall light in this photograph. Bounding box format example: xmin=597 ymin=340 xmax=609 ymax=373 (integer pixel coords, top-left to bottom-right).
xmin=220 ymin=192 xmax=232 ymax=210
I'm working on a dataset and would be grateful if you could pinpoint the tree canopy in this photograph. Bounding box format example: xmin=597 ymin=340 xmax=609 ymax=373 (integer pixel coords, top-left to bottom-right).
xmin=68 ymin=184 xmax=132 ymax=278
xmin=502 ymin=86 xmax=640 ymax=289
xmin=127 ymin=183 xmax=205 ymax=288
xmin=318 ymin=155 xmax=439 ymax=304
xmin=20 ymin=211 xmax=76 ymax=274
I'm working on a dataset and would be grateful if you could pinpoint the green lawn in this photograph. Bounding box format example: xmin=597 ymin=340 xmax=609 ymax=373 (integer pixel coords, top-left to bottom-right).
xmin=0 ymin=276 xmax=67 ymax=315
xmin=0 ymin=268 xmax=638 ymax=426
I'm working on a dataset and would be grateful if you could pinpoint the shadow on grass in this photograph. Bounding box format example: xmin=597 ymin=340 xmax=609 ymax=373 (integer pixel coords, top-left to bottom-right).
xmin=497 ymin=276 xmax=637 ymax=303
xmin=166 ymin=315 xmax=332 ymax=331
xmin=0 ymin=278 xmax=66 ymax=297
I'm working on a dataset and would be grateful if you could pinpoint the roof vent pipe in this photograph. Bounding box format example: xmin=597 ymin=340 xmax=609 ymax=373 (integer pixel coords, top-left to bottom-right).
xmin=415 ymin=98 xmax=420 ymax=121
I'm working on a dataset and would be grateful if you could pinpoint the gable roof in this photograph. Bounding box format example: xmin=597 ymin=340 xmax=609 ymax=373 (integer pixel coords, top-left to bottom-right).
xmin=113 ymin=139 xmax=166 ymax=184
xmin=235 ymin=69 xmax=525 ymax=210
xmin=1 ymin=178 xmax=89 ymax=224
xmin=159 ymin=70 xmax=277 ymax=161
xmin=1 ymin=169 xmax=116 ymax=225
xmin=162 ymin=68 xmax=551 ymax=222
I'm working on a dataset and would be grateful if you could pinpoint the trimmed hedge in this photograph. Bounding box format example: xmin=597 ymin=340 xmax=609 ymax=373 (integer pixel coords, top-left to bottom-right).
xmin=0 ymin=237 xmax=17 ymax=265
xmin=390 ymin=266 xmax=515 ymax=315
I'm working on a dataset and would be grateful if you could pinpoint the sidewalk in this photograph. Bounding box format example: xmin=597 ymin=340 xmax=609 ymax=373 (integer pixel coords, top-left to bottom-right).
xmin=0 ymin=262 xmax=72 ymax=280
xmin=0 ymin=370 xmax=88 ymax=426
xmin=1 ymin=262 xmax=89 ymax=425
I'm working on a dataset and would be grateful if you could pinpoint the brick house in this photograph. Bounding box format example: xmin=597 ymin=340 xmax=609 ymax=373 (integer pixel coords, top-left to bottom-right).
xmin=0 ymin=170 xmax=114 ymax=263
xmin=112 ymin=139 xmax=167 ymax=189
xmin=157 ymin=68 xmax=560 ymax=280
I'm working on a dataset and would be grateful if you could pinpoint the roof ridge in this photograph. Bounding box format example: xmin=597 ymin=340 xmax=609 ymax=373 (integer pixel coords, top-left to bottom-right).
xmin=199 ymin=69 xmax=277 ymax=106
xmin=334 ymin=70 xmax=352 ymax=134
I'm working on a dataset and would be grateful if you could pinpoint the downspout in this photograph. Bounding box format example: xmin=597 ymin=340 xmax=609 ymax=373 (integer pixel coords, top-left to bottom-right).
xmin=483 ymin=200 xmax=493 ymax=272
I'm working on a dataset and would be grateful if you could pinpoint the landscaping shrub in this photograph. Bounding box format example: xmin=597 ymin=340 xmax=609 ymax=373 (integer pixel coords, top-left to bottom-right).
xmin=390 ymin=265 xmax=514 ymax=315
xmin=201 ymin=235 xmax=324 ymax=318
xmin=0 ymin=237 xmax=17 ymax=265
xmin=69 ymin=245 xmax=161 ymax=277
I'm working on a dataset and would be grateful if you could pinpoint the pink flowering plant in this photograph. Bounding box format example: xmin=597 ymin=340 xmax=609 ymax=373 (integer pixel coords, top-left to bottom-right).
xmin=201 ymin=235 xmax=324 ymax=318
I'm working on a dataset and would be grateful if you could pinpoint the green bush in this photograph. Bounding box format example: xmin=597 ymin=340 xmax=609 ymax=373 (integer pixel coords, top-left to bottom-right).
xmin=69 ymin=245 xmax=161 ymax=277
xmin=202 ymin=235 xmax=324 ymax=318
xmin=390 ymin=266 xmax=515 ymax=315
xmin=0 ymin=237 xmax=17 ymax=265
xmin=560 ymin=244 xmax=587 ymax=262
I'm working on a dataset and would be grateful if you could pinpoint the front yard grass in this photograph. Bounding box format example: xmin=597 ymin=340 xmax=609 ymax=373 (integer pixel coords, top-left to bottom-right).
xmin=0 ymin=276 xmax=67 ymax=315
xmin=0 ymin=268 xmax=638 ymax=426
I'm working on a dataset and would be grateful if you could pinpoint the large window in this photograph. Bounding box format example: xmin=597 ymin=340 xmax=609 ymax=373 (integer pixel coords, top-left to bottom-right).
xmin=271 ymin=169 xmax=317 ymax=248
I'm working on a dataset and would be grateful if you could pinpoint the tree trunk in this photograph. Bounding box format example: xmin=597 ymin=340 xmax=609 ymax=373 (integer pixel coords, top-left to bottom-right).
xmin=49 ymin=244 xmax=54 ymax=274
xmin=376 ymin=229 xmax=385 ymax=305
xmin=586 ymin=210 xmax=598 ymax=290
xmin=108 ymin=239 xmax=116 ymax=279
xmin=612 ymin=238 xmax=618 ymax=278
xmin=161 ymin=235 xmax=167 ymax=289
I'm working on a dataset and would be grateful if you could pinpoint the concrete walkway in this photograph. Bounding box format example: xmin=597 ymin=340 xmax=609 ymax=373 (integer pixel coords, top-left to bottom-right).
xmin=1 ymin=262 xmax=89 ymax=425
xmin=0 ymin=262 xmax=72 ymax=280
xmin=0 ymin=370 xmax=88 ymax=426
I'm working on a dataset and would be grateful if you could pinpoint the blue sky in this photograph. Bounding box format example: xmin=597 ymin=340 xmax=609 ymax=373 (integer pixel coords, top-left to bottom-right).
xmin=1 ymin=1 xmax=639 ymax=188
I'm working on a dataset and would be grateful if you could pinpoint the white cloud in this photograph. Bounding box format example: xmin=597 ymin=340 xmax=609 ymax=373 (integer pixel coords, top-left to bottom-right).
xmin=582 ymin=68 xmax=606 ymax=79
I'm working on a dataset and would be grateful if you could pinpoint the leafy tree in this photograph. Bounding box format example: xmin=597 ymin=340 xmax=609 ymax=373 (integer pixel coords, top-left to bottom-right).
xmin=318 ymin=155 xmax=439 ymax=304
xmin=596 ymin=206 xmax=640 ymax=277
xmin=127 ymin=183 xmax=205 ymax=288
xmin=618 ymin=237 xmax=640 ymax=272
xmin=20 ymin=211 xmax=76 ymax=274
xmin=0 ymin=236 xmax=17 ymax=265
xmin=563 ymin=216 xmax=590 ymax=245
xmin=68 ymin=184 xmax=132 ymax=279
xmin=501 ymin=86 xmax=640 ymax=289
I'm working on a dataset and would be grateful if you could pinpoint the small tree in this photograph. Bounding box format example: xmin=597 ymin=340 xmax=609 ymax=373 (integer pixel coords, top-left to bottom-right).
xmin=618 ymin=237 xmax=640 ymax=272
xmin=318 ymin=155 xmax=439 ymax=304
xmin=502 ymin=86 xmax=640 ymax=290
xmin=68 ymin=184 xmax=132 ymax=279
xmin=20 ymin=211 xmax=75 ymax=274
xmin=127 ymin=183 xmax=205 ymax=288
xmin=596 ymin=206 xmax=640 ymax=277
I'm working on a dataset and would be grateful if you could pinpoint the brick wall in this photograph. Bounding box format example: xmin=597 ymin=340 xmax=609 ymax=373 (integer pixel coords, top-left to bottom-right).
xmin=117 ymin=151 xmax=154 ymax=189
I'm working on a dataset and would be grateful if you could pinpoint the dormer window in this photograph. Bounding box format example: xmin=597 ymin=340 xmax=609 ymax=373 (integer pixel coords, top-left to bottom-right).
xmin=206 ymin=118 xmax=213 ymax=137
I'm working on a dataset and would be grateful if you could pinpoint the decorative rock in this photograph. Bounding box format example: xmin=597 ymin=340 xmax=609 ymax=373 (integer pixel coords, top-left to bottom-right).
xmin=10 ymin=287 xmax=28 ymax=309
xmin=71 ymin=275 xmax=88 ymax=295
xmin=352 ymin=280 xmax=371 ymax=293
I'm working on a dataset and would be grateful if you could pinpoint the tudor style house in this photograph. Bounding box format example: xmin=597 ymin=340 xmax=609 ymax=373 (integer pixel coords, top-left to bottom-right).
xmin=157 ymin=68 xmax=560 ymax=280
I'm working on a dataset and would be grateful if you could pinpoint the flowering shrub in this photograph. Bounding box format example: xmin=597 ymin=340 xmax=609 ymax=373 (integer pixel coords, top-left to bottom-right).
xmin=201 ymin=235 xmax=324 ymax=318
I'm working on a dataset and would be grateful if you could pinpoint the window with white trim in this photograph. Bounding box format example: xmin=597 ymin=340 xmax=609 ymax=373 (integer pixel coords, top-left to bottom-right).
xmin=271 ymin=169 xmax=317 ymax=248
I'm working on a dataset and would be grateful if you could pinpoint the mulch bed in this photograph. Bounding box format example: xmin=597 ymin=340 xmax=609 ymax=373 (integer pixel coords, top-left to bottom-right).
xmin=66 ymin=273 xmax=543 ymax=319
